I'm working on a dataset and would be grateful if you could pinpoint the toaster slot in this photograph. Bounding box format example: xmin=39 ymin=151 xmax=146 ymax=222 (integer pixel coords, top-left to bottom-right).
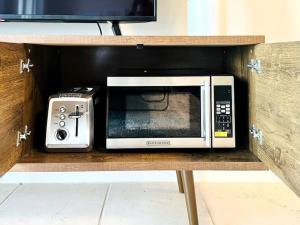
xmin=68 ymin=105 xmax=83 ymax=138
xmin=75 ymin=106 xmax=79 ymax=137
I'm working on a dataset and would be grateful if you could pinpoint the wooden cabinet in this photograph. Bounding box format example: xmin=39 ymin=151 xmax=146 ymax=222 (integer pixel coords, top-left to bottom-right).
xmin=225 ymin=42 xmax=300 ymax=195
xmin=0 ymin=35 xmax=299 ymax=197
xmin=251 ymin=43 xmax=300 ymax=195
xmin=0 ymin=43 xmax=26 ymax=176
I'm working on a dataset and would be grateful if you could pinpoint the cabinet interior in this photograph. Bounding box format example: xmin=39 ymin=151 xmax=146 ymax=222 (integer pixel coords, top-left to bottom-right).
xmin=19 ymin=44 xmax=259 ymax=168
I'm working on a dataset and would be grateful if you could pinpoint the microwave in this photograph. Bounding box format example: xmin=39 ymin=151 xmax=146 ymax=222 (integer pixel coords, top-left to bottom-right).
xmin=106 ymin=75 xmax=235 ymax=149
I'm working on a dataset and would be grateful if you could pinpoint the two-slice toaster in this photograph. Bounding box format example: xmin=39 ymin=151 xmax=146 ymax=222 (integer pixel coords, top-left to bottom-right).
xmin=45 ymin=87 xmax=98 ymax=152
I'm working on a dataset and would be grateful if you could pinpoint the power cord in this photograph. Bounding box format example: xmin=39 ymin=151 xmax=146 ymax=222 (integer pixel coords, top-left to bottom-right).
xmin=97 ymin=23 xmax=103 ymax=36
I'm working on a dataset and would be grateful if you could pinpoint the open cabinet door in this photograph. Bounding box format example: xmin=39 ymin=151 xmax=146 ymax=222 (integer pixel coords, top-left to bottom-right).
xmin=251 ymin=42 xmax=300 ymax=196
xmin=0 ymin=43 xmax=27 ymax=176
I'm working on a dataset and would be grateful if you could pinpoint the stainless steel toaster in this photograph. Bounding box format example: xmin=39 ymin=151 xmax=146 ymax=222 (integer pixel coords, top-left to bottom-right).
xmin=45 ymin=87 xmax=97 ymax=152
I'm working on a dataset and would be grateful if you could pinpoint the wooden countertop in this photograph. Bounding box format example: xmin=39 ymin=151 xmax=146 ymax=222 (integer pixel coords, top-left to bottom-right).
xmin=0 ymin=35 xmax=265 ymax=46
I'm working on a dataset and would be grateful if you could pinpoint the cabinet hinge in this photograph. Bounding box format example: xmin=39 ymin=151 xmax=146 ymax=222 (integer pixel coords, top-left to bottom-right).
xmin=17 ymin=125 xmax=31 ymax=147
xmin=20 ymin=58 xmax=34 ymax=74
xmin=249 ymin=124 xmax=263 ymax=145
xmin=247 ymin=59 xmax=262 ymax=74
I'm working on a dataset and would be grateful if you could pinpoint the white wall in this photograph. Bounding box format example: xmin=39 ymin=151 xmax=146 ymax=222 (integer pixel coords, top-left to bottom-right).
xmin=0 ymin=0 xmax=187 ymax=35
xmin=225 ymin=0 xmax=300 ymax=42
xmin=188 ymin=0 xmax=226 ymax=35
xmin=189 ymin=0 xmax=300 ymax=42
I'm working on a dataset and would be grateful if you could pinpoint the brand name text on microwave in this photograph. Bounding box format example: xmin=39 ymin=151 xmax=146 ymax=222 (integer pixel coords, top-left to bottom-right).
xmin=146 ymin=140 xmax=171 ymax=146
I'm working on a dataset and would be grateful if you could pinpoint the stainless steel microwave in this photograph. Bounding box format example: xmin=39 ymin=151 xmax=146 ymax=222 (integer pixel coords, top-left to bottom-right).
xmin=106 ymin=75 xmax=235 ymax=149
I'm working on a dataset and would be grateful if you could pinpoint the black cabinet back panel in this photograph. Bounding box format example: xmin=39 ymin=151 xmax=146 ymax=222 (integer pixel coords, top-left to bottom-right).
xmin=59 ymin=46 xmax=224 ymax=88
xmin=30 ymin=46 xmax=225 ymax=149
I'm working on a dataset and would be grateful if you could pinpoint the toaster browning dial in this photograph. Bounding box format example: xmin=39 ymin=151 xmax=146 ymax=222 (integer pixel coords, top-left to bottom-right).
xmin=56 ymin=129 xmax=68 ymax=141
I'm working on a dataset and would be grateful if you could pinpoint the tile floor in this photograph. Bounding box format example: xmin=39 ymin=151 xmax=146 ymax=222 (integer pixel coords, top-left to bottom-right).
xmin=0 ymin=182 xmax=299 ymax=225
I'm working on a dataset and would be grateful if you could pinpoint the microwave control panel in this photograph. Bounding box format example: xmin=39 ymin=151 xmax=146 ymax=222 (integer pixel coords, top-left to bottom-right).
xmin=214 ymin=86 xmax=233 ymax=138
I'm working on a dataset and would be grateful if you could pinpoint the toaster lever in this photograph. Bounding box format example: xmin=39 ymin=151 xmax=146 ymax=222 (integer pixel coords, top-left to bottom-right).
xmin=68 ymin=112 xmax=83 ymax=119
xmin=68 ymin=106 xmax=82 ymax=137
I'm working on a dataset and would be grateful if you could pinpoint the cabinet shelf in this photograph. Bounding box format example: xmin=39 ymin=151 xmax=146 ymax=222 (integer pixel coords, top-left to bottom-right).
xmin=12 ymin=148 xmax=267 ymax=172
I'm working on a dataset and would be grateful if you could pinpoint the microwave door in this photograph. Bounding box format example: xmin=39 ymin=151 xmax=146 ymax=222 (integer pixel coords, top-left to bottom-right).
xmin=106 ymin=77 xmax=211 ymax=149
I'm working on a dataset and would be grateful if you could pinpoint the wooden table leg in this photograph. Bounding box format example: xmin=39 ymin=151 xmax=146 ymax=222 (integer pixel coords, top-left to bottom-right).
xmin=182 ymin=170 xmax=199 ymax=225
xmin=176 ymin=170 xmax=184 ymax=193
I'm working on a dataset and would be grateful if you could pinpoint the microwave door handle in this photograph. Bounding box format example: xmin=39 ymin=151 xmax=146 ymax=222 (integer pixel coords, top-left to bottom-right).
xmin=201 ymin=86 xmax=205 ymax=138
xmin=203 ymin=81 xmax=211 ymax=147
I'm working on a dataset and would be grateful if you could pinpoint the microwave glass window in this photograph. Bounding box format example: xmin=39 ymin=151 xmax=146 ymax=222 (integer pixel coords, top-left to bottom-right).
xmin=108 ymin=87 xmax=202 ymax=138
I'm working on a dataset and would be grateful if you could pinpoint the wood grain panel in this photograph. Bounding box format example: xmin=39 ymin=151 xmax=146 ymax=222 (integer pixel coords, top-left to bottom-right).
xmin=12 ymin=148 xmax=266 ymax=172
xmin=224 ymin=46 xmax=254 ymax=149
xmin=0 ymin=35 xmax=265 ymax=46
xmin=253 ymin=42 xmax=300 ymax=196
xmin=23 ymin=45 xmax=67 ymax=151
xmin=0 ymin=43 xmax=26 ymax=176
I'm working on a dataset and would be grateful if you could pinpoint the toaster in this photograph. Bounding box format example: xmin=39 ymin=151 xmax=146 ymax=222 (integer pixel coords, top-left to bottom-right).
xmin=45 ymin=87 xmax=98 ymax=152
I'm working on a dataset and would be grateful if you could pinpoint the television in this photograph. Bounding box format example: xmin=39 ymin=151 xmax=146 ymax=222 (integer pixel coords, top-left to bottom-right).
xmin=0 ymin=0 xmax=157 ymax=22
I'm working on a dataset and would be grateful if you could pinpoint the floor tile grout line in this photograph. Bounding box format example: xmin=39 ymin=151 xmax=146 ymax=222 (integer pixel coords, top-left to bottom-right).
xmin=97 ymin=184 xmax=112 ymax=225
xmin=0 ymin=183 xmax=23 ymax=207
xmin=196 ymin=185 xmax=216 ymax=225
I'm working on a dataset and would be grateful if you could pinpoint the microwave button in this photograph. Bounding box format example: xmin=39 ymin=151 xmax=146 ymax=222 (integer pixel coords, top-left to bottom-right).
xmin=221 ymin=105 xmax=226 ymax=109
xmin=221 ymin=110 xmax=226 ymax=113
xmin=226 ymin=104 xmax=230 ymax=107
xmin=226 ymin=112 xmax=230 ymax=115
xmin=217 ymin=108 xmax=221 ymax=111
xmin=216 ymin=104 xmax=221 ymax=108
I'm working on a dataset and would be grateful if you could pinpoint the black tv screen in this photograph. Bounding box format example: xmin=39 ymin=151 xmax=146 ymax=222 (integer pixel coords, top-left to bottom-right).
xmin=0 ymin=0 xmax=157 ymax=22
